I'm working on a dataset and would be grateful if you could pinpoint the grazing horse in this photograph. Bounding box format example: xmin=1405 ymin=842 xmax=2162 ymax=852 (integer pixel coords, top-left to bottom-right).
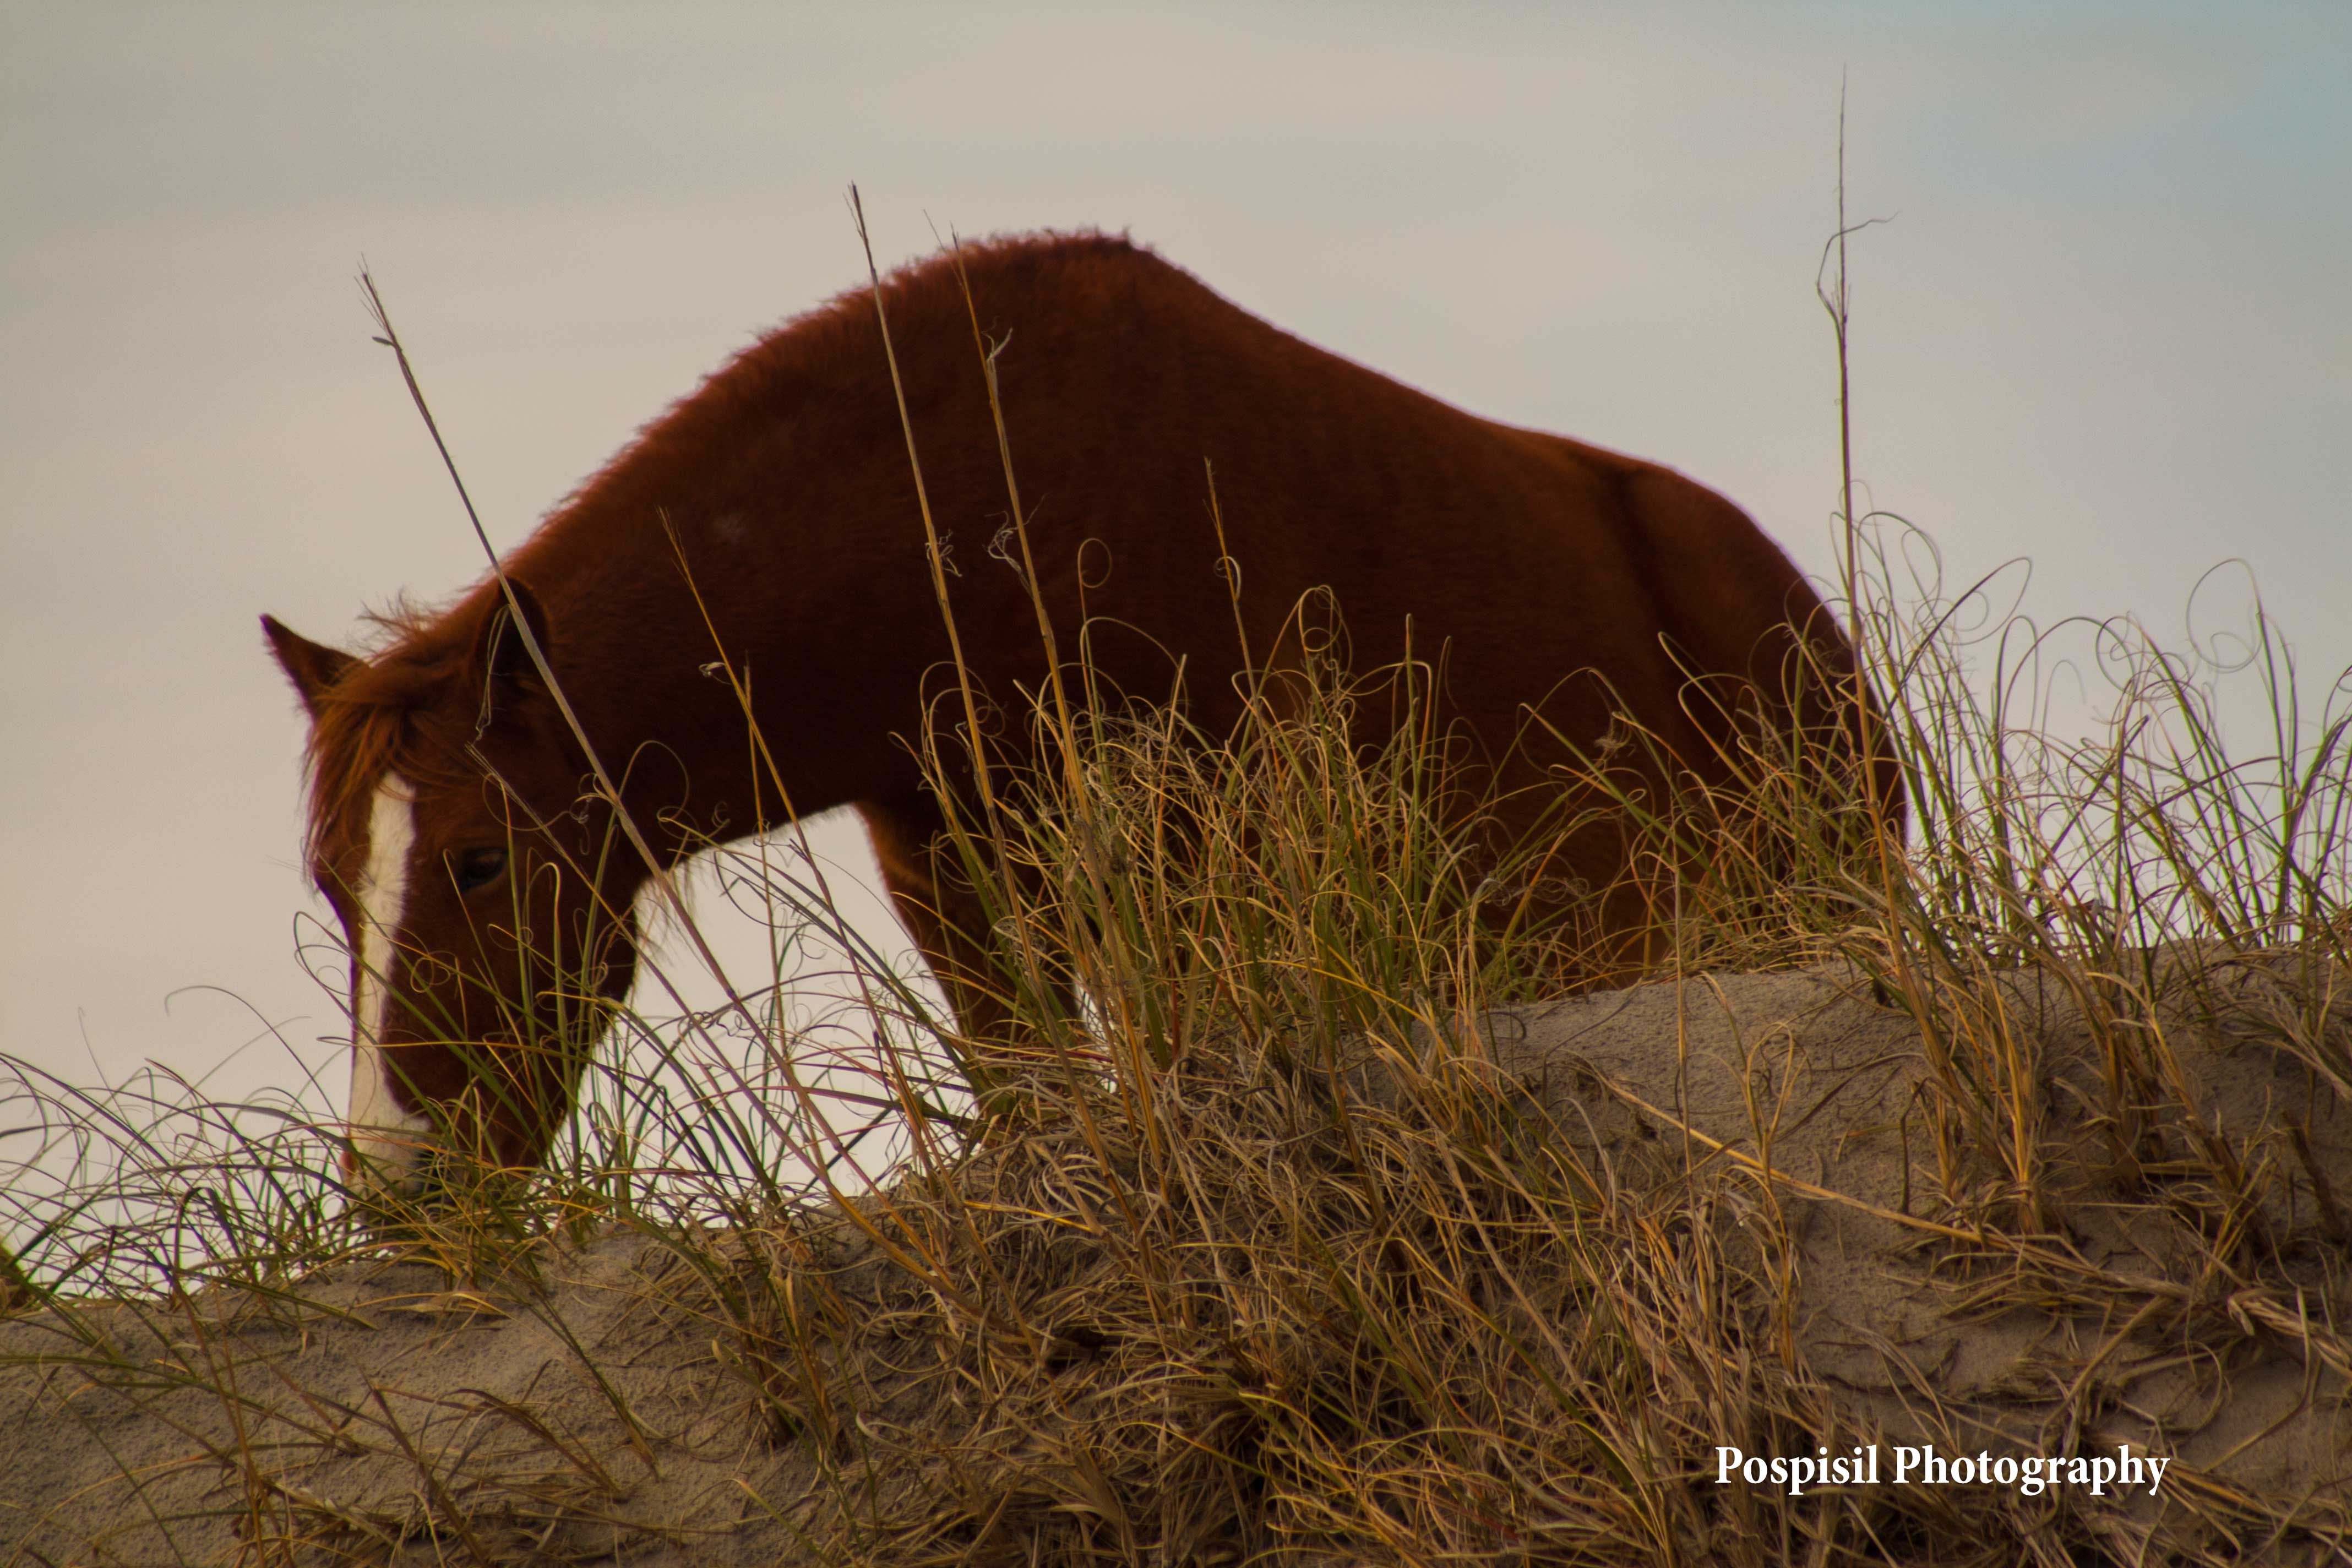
xmin=264 ymin=231 xmax=1892 ymax=1199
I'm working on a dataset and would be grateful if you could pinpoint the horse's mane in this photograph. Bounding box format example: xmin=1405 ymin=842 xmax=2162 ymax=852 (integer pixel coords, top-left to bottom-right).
xmin=541 ymin=228 xmax=1148 ymax=521
xmin=301 ymin=597 xmax=483 ymax=862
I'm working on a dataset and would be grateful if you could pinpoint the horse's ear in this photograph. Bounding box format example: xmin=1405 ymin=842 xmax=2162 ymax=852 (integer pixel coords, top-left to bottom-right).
xmin=261 ymin=616 xmax=357 ymax=718
xmin=475 ymin=578 xmax=552 ymax=701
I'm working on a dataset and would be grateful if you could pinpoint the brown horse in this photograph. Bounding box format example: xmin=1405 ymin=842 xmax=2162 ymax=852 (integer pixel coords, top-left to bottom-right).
xmin=264 ymin=231 xmax=1891 ymax=1199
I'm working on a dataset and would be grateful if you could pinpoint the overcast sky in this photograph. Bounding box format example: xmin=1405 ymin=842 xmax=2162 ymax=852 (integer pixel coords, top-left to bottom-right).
xmin=4 ymin=2 xmax=2346 ymax=1110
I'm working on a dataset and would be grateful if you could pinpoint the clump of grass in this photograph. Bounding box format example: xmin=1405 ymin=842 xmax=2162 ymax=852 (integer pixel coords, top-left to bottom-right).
xmin=666 ymin=533 xmax=2343 ymax=1565
xmin=683 ymin=638 xmax=1871 ymax=1564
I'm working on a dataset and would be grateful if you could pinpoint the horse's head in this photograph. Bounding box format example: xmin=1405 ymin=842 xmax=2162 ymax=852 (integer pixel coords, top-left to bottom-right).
xmin=263 ymin=582 xmax=644 ymax=1206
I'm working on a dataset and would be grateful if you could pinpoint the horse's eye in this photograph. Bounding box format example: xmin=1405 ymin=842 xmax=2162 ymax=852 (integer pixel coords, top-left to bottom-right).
xmin=453 ymin=847 xmax=509 ymax=892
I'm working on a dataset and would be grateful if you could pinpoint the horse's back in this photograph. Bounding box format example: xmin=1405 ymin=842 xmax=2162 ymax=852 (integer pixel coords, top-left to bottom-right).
xmin=591 ymin=232 xmax=1850 ymax=782
xmin=807 ymin=236 xmax=1850 ymax=785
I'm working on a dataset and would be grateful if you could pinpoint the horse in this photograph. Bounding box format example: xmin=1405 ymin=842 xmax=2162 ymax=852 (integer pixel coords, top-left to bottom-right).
xmin=264 ymin=231 xmax=1896 ymax=1201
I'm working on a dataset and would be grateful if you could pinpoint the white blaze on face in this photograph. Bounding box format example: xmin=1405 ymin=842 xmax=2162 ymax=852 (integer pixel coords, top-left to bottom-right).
xmin=348 ymin=775 xmax=433 ymax=1190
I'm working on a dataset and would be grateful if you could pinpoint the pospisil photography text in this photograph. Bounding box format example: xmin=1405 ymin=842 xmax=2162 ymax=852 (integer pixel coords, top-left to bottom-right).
xmin=1716 ymin=1445 xmax=2170 ymax=1499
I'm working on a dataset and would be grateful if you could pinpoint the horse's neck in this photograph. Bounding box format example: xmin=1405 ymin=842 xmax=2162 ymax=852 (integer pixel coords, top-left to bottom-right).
xmin=510 ymin=467 xmax=956 ymax=854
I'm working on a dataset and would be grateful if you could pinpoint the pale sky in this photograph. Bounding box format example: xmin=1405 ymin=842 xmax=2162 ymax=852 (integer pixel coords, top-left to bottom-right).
xmin=4 ymin=2 xmax=2346 ymax=1109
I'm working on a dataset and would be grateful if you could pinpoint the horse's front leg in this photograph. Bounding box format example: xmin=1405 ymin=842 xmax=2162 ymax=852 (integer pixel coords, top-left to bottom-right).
xmin=854 ymin=798 xmax=1061 ymax=1057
